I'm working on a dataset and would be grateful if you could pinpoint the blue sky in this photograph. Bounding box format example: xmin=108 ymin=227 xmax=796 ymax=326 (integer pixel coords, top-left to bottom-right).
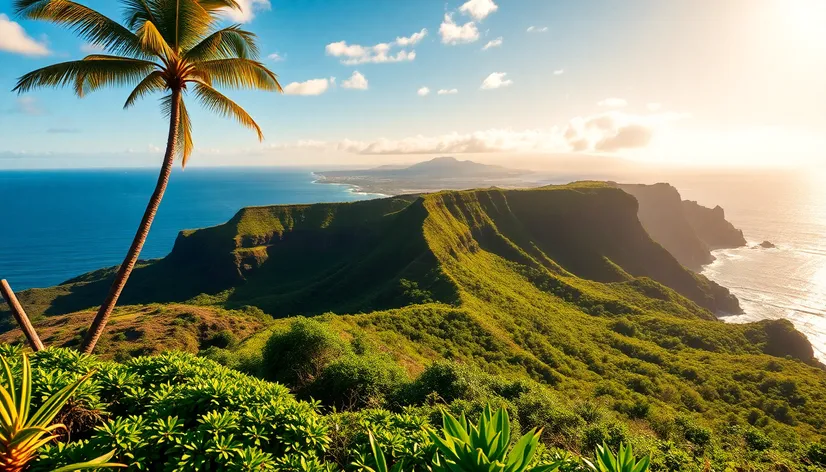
xmin=0 ymin=0 xmax=824 ymax=169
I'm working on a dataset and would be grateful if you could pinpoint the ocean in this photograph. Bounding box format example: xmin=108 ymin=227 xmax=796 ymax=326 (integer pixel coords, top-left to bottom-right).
xmin=0 ymin=168 xmax=376 ymax=290
xmin=664 ymin=170 xmax=826 ymax=361
xmin=1 ymin=167 xmax=824 ymax=360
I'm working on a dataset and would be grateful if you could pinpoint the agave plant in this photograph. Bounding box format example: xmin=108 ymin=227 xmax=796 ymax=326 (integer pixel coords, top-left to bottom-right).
xmin=0 ymin=353 xmax=123 ymax=472
xmin=585 ymin=443 xmax=650 ymax=472
xmin=428 ymin=405 xmax=560 ymax=472
xmin=354 ymin=431 xmax=405 ymax=472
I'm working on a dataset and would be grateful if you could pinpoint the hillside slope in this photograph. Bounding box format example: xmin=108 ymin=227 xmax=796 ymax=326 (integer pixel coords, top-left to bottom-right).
xmin=3 ymin=183 xmax=824 ymax=468
xmin=2 ymin=183 xmax=739 ymax=324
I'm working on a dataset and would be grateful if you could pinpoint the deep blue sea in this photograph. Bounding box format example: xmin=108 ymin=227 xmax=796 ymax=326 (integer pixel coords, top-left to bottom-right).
xmin=0 ymin=168 xmax=375 ymax=290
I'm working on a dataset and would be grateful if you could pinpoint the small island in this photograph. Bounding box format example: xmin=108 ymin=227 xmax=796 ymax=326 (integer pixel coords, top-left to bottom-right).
xmin=760 ymin=240 xmax=777 ymax=248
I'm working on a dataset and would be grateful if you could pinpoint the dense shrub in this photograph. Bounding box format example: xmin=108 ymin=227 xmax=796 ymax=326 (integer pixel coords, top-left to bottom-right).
xmin=308 ymin=354 xmax=408 ymax=410
xmin=262 ymin=317 xmax=350 ymax=387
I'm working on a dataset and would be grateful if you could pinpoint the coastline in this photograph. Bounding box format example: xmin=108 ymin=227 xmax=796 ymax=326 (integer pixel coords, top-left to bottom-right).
xmin=703 ymin=243 xmax=826 ymax=362
xmin=309 ymin=172 xmax=391 ymax=198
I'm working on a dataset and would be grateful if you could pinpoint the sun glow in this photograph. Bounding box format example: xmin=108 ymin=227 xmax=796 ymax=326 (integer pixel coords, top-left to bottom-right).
xmin=781 ymin=0 xmax=826 ymax=49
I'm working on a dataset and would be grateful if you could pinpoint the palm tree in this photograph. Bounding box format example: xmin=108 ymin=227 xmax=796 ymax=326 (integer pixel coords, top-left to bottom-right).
xmin=13 ymin=0 xmax=282 ymax=354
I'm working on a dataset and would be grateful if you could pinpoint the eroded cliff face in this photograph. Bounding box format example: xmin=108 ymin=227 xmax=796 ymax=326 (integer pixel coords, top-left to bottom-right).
xmin=615 ymin=183 xmax=746 ymax=272
xmin=682 ymin=200 xmax=747 ymax=249
xmin=2 ymin=183 xmax=742 ymax=323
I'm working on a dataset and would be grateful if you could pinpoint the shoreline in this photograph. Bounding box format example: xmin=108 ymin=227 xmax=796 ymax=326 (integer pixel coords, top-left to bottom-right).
xmin=309 ymin=172 xmax=391 ymax=198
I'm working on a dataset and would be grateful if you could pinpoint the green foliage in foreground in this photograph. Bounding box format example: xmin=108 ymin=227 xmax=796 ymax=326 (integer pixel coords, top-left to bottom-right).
xmin=0 ymin=354 xmax=123 ymax=472
xmin=0 ymin=345 xmax=824 ymax=471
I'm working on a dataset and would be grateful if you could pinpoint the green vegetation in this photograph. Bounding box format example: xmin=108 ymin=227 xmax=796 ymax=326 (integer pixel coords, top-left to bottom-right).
xmin=13 ymin=0 xmax=281 ymax=353
xmin=0 ymin=347 xmax=652 ymax=472
xmin=0 ymin=353 xmax=122 ymax=471
xmin=1 ymin=183 xmax=825 ymax=469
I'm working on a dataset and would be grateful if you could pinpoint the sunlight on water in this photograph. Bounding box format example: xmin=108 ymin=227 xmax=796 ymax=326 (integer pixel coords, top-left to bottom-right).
xmin=693 ymin=170 xmax=826 ymax=360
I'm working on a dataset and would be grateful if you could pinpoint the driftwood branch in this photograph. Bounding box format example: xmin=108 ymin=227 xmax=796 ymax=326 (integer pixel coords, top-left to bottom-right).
xmin=0 ymin=279 xmax=45 ymax=352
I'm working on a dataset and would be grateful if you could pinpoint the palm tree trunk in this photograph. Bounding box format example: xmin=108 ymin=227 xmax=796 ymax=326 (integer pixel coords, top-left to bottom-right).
xmin=80 ymin=88 xmax=182 ymax=354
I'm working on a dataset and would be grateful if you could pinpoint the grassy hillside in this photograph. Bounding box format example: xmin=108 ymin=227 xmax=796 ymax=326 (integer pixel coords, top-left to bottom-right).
xmin=2 ymin=182 xmax=824 ymax=469
xmin=1 ymin=183 xmax=737 ymax=323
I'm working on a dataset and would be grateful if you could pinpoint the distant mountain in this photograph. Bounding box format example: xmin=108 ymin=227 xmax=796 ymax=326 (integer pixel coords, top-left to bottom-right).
xmin=321 ymin=156 xmax=529 ymax=179
xmin=315 ymin=157 xmax=532 ymax=195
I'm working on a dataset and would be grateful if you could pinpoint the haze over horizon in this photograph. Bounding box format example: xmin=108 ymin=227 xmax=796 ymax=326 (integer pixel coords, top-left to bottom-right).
xmin=1 ymin=0 xmax=824 ymax=170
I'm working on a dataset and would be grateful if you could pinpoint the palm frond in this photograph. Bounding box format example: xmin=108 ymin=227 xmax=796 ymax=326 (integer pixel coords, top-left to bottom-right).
xmin=137 ymin=20 xmax=176 ymax=58
xmin=74 ymin=55 xmax=159 ymax=97
xmin=13 ymin=57 xmax=158 ymax=95
xmin=184 ymin=25 xmax=259 ymax=61
xmin=193 ymin=82 xmax=263 ymax=140
xmin=194 ymin=58 xmax=282 ymax=92
xmin=198 ymin=0 xmax=241 ymax=13
xmin=153 ymin=0 xmax=215 ymax=52
xmin=123 ymin=0 xmax=159 ymax=29
xmin=177 ymin=97 xmax=194 ymax=166
xmin=124 ymin=70 xmax=166 ymax=108
xmin=162 ymin=92 xmax=194 ymax=166
xmin=13 ymin=0 xmax=145 ymax=57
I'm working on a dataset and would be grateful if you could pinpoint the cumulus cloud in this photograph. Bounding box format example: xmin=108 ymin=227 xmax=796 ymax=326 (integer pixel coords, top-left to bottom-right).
xmin=341 ymin=71 xmax=368 ymax=90
xmin=526 ymin=26 xmax=548 ymax=33
xmin=440 ymin=13 xmax=479 ymax=44
xmin=438 ymin=89 xmax=458 ymax=95
xmin=395 ymin=28 xmax=428 ymax=47
xmin=482 ymin=37 xmax=503 ymax=50
xmin=418 ymin=87 xmax=431 ymax=96
xmin=326 ymin=29 xmax=425 ymax=65
xmin=283 ymin=78 xmax=332 ymax=96
xmin=221 ymin=0 xmax=270 ymax=23
xmin=562 ymin=111 xmax=685 ymax=152
xmin=598 ymin=97 xmax=628 ymax=108
xmin=271 ymin=110 xmax=684 ymax=156
xmin=267 ymin=52 xmax=284 ymax=61
xmin=0 ymin=14 xmax=49 ymax=56
xmin=553 ymin=69 xmax=564 ymax=75
xmin=459 ymin=0 xmax=498 ymax=20
xmin=480 ymin=72 xmax=512 ymax=90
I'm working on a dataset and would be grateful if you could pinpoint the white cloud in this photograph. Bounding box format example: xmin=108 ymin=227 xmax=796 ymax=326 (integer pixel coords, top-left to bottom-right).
xmin=80 ymin=42 xmax=104 ymax=54
xmin=418 ymin=87 xmax=431 ymax=96
xmin=647 ymin=102 xmax=662 ymax=112
xmin=526 ymin=26 xmax=548 ymax=33
xmin=283 ymin=78 xmax=332 ymax=96
xmin=325 ymin=29 xmax=424 ymax=65
xmin=221 ymin=0 xmax=270 ymax=23
xmin=341 ymin=71 xmax=368 ymax=90
xmin=563 ymin=111 xmax=685 ymax=152
xmin=439 ymin=13 xmax=479 ymax=44
xmin=480 ymin=72 xmax=512 ymax=90
xmin=598 ymin=98 xmax=628 ymax=108
xmin=553 ymin=69 xmax=564 ymax=75
xmin=437 ymin=89 xmax=458 ymax=95
xmin=267 ymin=52 xmax=284 ymax=61
xmin=459 ymin=0 xmax=498 ymax=20
xmin=395 ymin=28 xmax=428 ymax=47
xmin=0 ymin=13 xmax=49 ymax=56
xmin=270 ymin=110 xmax=684 ymax=156
xmin=482 ymin=37 xmax=503 ymax=50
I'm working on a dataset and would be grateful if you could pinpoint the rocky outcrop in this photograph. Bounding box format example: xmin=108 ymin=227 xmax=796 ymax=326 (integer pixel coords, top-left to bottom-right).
xmin=682 ymin=201 xmax=747 ymax=249
xmin=615 ymin=183 xmax=746 ymax=272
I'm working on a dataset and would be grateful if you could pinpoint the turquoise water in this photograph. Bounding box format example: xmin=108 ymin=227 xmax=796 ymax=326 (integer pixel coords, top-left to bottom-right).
xmin=0 ymin=168 xmax=376 ymax=290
